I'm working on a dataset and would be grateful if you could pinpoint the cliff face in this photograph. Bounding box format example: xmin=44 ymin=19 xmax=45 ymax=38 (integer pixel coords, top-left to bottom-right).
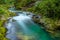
xmin=14 ymin=0 xmax=60 ymax=39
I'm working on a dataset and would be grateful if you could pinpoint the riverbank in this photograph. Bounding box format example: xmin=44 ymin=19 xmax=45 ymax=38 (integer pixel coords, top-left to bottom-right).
xmin=34 ymin=16 xmax=60 ymax=38
xmin=31 ymin=13 xmax=60 ymax=39
xmin=0 ymin=5 xmax=16 ymax=40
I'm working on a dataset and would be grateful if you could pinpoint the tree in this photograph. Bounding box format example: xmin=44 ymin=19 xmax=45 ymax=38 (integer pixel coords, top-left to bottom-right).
xmin=34 ymin=0 xmax=60 ymax=19
xmin=14 ymin=0 xmax=37 ymax=9
xmin=26 ymin=0 xmax=60 ymax=19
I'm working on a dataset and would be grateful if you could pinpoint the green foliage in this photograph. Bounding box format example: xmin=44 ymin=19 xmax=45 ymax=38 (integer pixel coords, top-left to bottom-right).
xmin=31 ymin=0 xmax=60 ymax=19
xmin=0 ymin=0 xmax=15 ymax=6
xmin=0 ymin=4 xmax=16 ymax=40
xmin=0 ymin=0 xmax=5 ymax=4
xmin=15 ymin=0 xmax=36 ymax=9
xmin=0 ymin=6 xmax=8 ymax=40
xmin=14 ymin=0 xmax=60 ymax=19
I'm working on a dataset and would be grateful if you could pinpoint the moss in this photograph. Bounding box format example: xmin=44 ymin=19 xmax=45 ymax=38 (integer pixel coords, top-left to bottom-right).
xmin=0 ymin=5 xmax=16 ymax=40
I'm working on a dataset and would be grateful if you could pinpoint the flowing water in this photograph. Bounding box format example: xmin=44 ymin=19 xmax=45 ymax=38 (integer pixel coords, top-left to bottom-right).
xmin=5 ymin=8 xmax=53 ymax=40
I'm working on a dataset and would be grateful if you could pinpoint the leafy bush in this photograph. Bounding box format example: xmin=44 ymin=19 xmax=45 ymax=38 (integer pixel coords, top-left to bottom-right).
xmin=0 ymin=5 xmax=15 ymax=40
xmin=15 ymin=0 xmax=36 ymax=9
xmin=33 ymin=0 xmax=60 ymax=19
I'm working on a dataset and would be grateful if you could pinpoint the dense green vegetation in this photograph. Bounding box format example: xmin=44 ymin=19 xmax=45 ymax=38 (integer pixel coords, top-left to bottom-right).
xmin=0 ymin=6 xmax=9 ymax=40
xmin=0 ymin=0 xmax=15 ymax=40
xmin=15 ymin=0 xmax=60 ymax=19
xmin=14 ymin=0 xmax=37 ymax=10
xmin=0 ymin=5 xmax=15 ymax=40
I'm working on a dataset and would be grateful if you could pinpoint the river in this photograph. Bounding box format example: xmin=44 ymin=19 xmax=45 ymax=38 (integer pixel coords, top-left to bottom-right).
xmin=5 ymin=8 xmax=53 ymax=40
